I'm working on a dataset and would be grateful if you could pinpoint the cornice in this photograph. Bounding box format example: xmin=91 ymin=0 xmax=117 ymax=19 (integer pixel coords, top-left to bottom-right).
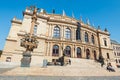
xmin=23 ymin=11 xmax=109 ymax=35
xmin=97 ymin=30 xmax=110 ymax=36
xmin=81 ymin=24 xmax=97 ymax=33
xmin=23 ymin=11 xmax=78 ymax=26
xmin=17 ymin=33 xmax=47 ymax=40
xmin=46 ymin=38 xmax=99 ymax=48
xmin=23 ymin=11 xmax=49 ymax=20
xmin=6 ymin=38 xmax=17 ymax=42
xmin=101 ymin=47 xmax=113 ymax=50
xmin=48 ymin=19 xmax=77 ymax=26
xmin=11 ymin=20 xmax=22 ymax=24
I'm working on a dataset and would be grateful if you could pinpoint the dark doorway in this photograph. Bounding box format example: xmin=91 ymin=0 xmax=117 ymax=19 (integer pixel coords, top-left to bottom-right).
xmin=77 ymin=47 xmax=82 ymax=58
xmin=52 ymin=45 xmax=59 ymax=56
xmin=65 ymin=46 xmax=71 ymax=57
xmin=93 ymin=50 xmax=97 ymax=60
xmin=86 ymin=49 xmax=90 ymax=59
xmin=106 ymin=53 xmax=110 ymax=59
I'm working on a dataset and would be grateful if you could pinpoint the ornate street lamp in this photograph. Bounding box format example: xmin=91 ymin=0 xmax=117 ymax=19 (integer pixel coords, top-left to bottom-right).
xmin=20 ymin=6 xmax=39 ymax=67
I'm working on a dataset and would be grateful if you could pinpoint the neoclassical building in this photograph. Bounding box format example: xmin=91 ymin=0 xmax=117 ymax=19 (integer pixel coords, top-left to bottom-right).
xmin=1 ymin=7 xmax=114 ymax=65
xmin=111 ymin=40 xmax=120 ymax=65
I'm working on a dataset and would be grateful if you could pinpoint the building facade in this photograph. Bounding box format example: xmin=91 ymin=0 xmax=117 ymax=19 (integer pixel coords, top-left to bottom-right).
xmin=1 ymin=7 xmax=114 ymax=65
xmin=111 ymin=40 xmax=120 ymax=66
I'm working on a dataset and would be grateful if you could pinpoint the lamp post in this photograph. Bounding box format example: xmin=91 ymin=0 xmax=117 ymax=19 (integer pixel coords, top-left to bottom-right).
xmin=20 ymin=6 xmax=39 ymax=67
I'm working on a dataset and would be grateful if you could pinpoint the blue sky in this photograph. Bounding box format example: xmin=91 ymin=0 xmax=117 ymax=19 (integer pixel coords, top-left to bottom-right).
xmin=0 ymin=0 xmax=120 ymax=50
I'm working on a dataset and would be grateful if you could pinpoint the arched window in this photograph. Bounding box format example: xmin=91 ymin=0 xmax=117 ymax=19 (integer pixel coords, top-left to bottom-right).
xmin=65 ymin=28 xmax=71 ymax=39
xmin=77 ymin=47 xmax=82 ymax=58
xmin=65 ymin=46 xmax=71 ymax=57
xmin=52 ymin=45 xmax=59 ymax=56
xmin=91 ymin=35 xmax=95 ymax=44
xmin=85 ymin=32 xmax=89 ymax=42
xmin=34 ymin=25 xmax=37 ymax=35
xmin=53 ymin=26 xmax=60 ymax=38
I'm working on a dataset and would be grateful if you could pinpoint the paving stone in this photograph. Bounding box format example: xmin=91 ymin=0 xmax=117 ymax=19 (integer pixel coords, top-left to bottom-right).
xmin=0 ymin=76 xmax=120 ymax=80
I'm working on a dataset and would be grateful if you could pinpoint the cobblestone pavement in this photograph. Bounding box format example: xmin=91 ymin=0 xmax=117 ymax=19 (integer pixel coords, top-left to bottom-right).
xmin=0 ymin=68 xmax=14 ymax=74
xmin=0 ymin=76 xmax=120 ymax=80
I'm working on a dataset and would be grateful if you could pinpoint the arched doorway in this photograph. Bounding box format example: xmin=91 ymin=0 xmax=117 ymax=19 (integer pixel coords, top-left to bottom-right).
xmin=77 ymin=47 xmax=82 ymax=58
xmin=52 ymin=45 xmax=59 ymax=56
xmin=93 ymin=50 xmax=97 ymax=60
xmin=86 ymin=49 xmax=90 ymax=59
xmin=65 ymin=46 xmax=71 ymax=57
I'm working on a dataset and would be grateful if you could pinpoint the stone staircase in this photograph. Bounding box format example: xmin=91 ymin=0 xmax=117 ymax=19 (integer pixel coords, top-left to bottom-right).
xmin=69 ymin=58 xmax=101 ymax=68
xmin=0 ymin=58 xmax=120 ymax=76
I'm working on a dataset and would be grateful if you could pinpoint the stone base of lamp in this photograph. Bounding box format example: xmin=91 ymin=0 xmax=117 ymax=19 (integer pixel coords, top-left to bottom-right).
xmin=21 ymin=51 xmax=31 ymax=67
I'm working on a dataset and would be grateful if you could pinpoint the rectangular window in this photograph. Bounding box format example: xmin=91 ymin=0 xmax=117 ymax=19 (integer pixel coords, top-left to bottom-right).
xmin=107 ymin=53 xmax=110 ymax=59
xmin=34 ymin=25 xmax=37 ymax=35
xmin=103 ymin=39 xmax=107 ymax=46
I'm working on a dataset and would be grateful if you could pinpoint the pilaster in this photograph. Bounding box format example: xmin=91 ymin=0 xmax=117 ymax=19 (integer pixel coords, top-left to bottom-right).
xmin=49 ymin=42 xmax=53 ymax=56
xmin=46 ymin=42 xmax=50 ymax=56
xmin=83 ymin=46 xmax=86 ymax=59
xmin=60 ymin=43 xmax=64 ymax=57
xmin=81 ymin=30 xmax=85 ymax=43
xmin=74 ymin=45 xmax=77 ymax=58
xmin=51 ymin=25 xmax=53 ymax=39
xmin=71 ymin=45 xmax=75 ymax=58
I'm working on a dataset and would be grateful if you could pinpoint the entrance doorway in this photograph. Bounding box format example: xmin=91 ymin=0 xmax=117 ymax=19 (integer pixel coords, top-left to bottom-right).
xmin=106 ymin=53 xmax=110 ymax=59
xmin=86 ymin=49 xmax=90 ymax=59
xmin=77 ymin=47 xmax=82 ymax=58
xmin=93 ymin=50 xmax=97 ymax=60
xmin=52 ymin=45 xmax=59 ymax=56
xmin=65 ymin=46 xmax=71 ymax=57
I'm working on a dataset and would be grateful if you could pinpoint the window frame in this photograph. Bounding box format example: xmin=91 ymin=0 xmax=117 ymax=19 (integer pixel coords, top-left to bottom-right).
xmin=53 ymin=26 xmax=60 ymax=38
xmin=65 ymin=28 xmax=71 ymax=39
xmin=85 ymin=32 xmax=89 ymax=42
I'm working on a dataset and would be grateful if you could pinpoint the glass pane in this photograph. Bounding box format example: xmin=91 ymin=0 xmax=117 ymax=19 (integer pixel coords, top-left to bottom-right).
xmin=34 ymin=25 xmax=37 ymax=34
xmin=53 ymin=26 xmax=60 ymax=38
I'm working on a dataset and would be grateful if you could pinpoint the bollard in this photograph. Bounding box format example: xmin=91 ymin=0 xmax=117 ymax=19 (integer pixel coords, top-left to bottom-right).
xmin=43 ymin=59 xmax=47 ymax=68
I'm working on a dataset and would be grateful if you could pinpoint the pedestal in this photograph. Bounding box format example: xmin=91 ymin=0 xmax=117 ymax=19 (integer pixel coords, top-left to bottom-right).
xmin=21 ymin=51 xmax=31 ymax=67
xmin=43 ymin=59 xmax=48 ymax=68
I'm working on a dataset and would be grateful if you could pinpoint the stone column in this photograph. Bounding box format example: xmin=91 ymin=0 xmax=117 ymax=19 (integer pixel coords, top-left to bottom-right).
xmin=61 ymin=26 xmax=63 ymax=40
xmin=48 ymin=24 xmax=51 ymax=38
xmin=81 ymin=30 xmax=84 ymax=43
xmin=71 ymin=45 xmax=75 ymax=58
xmin=74 ymin=45 xmax=77 ymax=58
xmin=60 ymin=43 xmax=64 ymax=57
xmin=51 ymin=25 xmax=53 ymax=39
xmin=71 ymin=28 xmax=74 ymax=41
xmin=46 ymin=42 xmax=50 ymax=56
xmin=96 ymin=50 xmax=99 ymax=60
xmin=95 ymin=35 xmax=98 ymax=46
xmin=90 ymin=48 xmax=94 ymax=59
xmin=49 ymin=42 xmax=53 ymax=56
xmin=71 ymin=28 xmax=76 ymax=41
xmin=83 ymin=46 xmax=86 ymax=59
xmin=63 ymin=26 xmax=65 ymax=40
xmin=88 ymin=32 xmax=91 ymax=43
xmin=74 ymin=28 xmax=76 ymax=41
xmin=90 ymin=49 xmax=93 ymax=59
